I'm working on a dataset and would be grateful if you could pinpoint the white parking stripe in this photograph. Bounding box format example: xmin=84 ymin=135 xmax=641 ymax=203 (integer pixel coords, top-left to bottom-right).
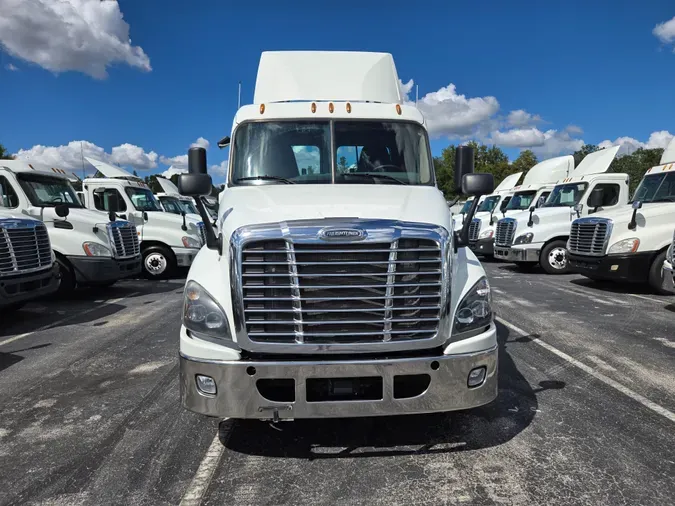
xmin=180 ymin=420 xmax=230 ymax=506
xmin=626 ymin=293 xmax=670 ymax=304
xmin=0 ymin=294 xmax=138 ymax=348
xmin=551 ymin=285 xmax=625 ymax=306
xmin=497 ymin=317 xmax=675 ymax=424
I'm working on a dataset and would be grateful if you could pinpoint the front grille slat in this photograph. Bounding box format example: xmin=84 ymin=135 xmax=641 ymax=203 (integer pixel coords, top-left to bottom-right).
xmin=468 ymin=219 xmax=481 ymax=242
xmin=241 ymin=237 xmax=442 ymax=345
xmin=568 ymin=219 xmax=610 ymax=256
xmin=495 ymin=219 xmax=516 ymax=247
xmin=0 ymin=221 xmax=52 ymax=275
xmin=108 ymin=222 xmax=140 ymax=259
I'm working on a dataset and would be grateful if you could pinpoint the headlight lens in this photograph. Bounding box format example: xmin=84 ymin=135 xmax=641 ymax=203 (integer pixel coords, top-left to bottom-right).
xmin=479 ymin=229 xmax=494 ymax=239
xmin=82 ymin=242 xmax=112 ymax=257
xmin=183 ymin=280 xmax=231 ymax=340
xmin=453 ymin=277 xmax=492 ymax=334
xmin=514 ymin=232 xmax=534 ymax=245
xmin=608 ymin=238 xmax=640 ymax=254
xmin=182 ymin=236 xmax=201 ymax=248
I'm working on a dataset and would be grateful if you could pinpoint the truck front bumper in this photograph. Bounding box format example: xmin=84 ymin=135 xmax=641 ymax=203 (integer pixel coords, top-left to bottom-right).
xmin=568 ymin=252 xmax=653 ymax=283
xmin=494 ymin=245 xmax=540 ymax=263
xmin=662 ymin=260 xmax=675 ymax=293
xmin=469 ymin=237 xmax=494 ymax=256
xmin=0 ymin=264 xmax=60 ymax=308
xmin=172 ymin=247 xmax=200 ymax=267
xmin=69 ymin=255 xmax=141 ymax=284
xmin=180 ymin=339 xmax=498 ymax=420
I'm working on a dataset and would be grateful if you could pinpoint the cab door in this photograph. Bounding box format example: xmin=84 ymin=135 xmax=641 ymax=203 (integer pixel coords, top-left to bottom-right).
xmin=91 ymin=186 xmax=144 ymax=238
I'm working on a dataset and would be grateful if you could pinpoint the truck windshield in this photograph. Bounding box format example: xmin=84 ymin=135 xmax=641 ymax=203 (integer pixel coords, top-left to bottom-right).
xmin=459 ymin=200 xmax=473 ymax=213
xmin=505 ymin=191 xmax=537 ymax=210
xmin=158 ymin=196 xmax=184 ymax=214
xmin=125 ymin=187 xmax=162 ymax=211
xmin=542 ymin=183 xmax=588 ymax=207
xmin=477 ymin=195 xmax=500 ymax=213
xmin=180 ymin=199 xmax=198 ymax=214
xmin=16 ymin=173 xmax=82 ymax=208
xmin=231 ymin=120 xmax=433 ymax=186
xmin=631 ymin=172 xmax=675 ymax=203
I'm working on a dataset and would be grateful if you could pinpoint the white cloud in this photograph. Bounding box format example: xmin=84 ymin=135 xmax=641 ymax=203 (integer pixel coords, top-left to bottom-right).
xmin=191 ymin=137 xmax=210 ymax=149
xmin=0 ymin=0 xmax=151 ymax=79
xmin=161 ymin=166 xmax=188 ymax=178
xmin=507 ymin=110 xmax=541 ymax=128
xmin=5 ymin=63 xmax=18 ymax=71
xmin=490 ymin=128 xmax=546 ymax=148
xmin=653 ymin=16 xmax=675 ymax=48
xmin=210 ymin=160 xmax=228 ymax=176
xmin=530 ymin=129 xmax=585 ymax=158
xmin=14 ymin=140 xmax=158 ymax=172
xmin=399 ymin=79 xmax=500 ymax=137
xmin=159 ymin=154 xmax=188 ymax=170
xmin=598 ymin=130 xmax=674 ymax=155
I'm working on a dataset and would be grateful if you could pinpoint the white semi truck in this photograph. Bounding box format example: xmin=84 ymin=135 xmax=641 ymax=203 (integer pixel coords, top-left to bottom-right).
xmin=469 ymin=155 xmax=574 ymax=256
xmin=493 ymin=146 xmax=623 ymax=273
xmin=0 ymin=209 xmax=60 ymax=310
xmin=0 ymin=160 xmax=141 ymax=293
xmin=568 ymin=138 xmax=675 ymax=293
xmin=176 ymin=51 xmax=498 ymax=421
xmin=81 ymin=158 xmax=205 ymax=279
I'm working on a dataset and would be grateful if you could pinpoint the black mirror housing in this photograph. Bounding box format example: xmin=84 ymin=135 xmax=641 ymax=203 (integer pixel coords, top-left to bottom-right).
xmin=587 ymin=188 xmax=604 ymax=209
xmin=632 ymin=200 xmax=642 ymax=210
xmin=55 ymin=204 xmax=69 ymax=218
xmin=462 ymin=173 xmax=494 ymax=196
xmin=454 ymin=146 xmax=475 ymax=193
xmin=178 ymin=173 xmax=213 ymax=197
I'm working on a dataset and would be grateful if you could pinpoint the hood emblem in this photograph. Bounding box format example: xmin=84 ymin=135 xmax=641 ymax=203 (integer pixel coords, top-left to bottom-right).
xmin=318 ymin=227 xmax=367 ymax=241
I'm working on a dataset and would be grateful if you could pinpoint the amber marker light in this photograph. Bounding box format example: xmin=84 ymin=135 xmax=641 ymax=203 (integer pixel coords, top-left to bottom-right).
xmin=346 ymin=103 xmax=351 ymax=113
xmin=396 ymin=104 xmax=402 ymax=115
xmin=259 ymin=104 xmax=265 ymax=114
xmin=311 ymin=102 xmax=317 ymax=113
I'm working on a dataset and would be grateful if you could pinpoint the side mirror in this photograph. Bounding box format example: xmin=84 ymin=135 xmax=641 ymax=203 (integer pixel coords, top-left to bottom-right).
xmin=454 ymin=145 xmax=474 ymax=194
xmin=574 ymin=203 xmax=583 ymax=217
xmin=529 ymin=206 xmax=535 ymax=213
xmin=632 ymin=200 xmax=642 ymax=210
xmin=462 ymin=173 xmax=494 ymax=196
xmin=55 ymin=204 xmax=69 ymax=218
xmin=587 ymin=188 xmax=604 ymax=209
xmin=178 ymin=147 xmax=212 ymax=196
xmin=107 ymin=194 xmax=119 ymax=222
xmin=628 ymin=200 xmax=642 ymax=230
xmin=217 ymin=136 xmax=230 ymax=149
xmin=143 ymin=211 xmax=149 ymax=221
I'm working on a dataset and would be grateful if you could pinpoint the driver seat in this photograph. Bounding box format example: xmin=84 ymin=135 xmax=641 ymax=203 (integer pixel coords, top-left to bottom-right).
xmin=357 ymin=145 xmax=392 ymax=172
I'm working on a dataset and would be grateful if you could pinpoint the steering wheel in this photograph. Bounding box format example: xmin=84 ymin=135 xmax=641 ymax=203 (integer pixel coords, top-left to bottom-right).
xmin=51 ymin=196 xmax=64 ymax=203
xmin=370 ymin=164 xmax=401 ymax=173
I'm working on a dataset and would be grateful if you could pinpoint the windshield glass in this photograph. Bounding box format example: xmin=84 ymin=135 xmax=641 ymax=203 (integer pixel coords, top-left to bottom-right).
xmin=125 ymin=187 xmax=162 ymax=211
xmin=459 ymin=200 xmax=473 ymax=213
xmin=631 ymin=172 xmax=675 ymax=203
xmin=16 ymin=173 xmax=82 ymax=208
xmin=477 ymin=195 xmax=501 ymax=213
xmin=505 ymin=191 xmax=537 ymax=210
xmin=179 ymin=199 xmax=198 ymax=214
xmin=231 ymin=120 xmax=433 ymax=186
xmin=158 ymin=196 xmax=183 ymax=214
xmin=543 ymin=183 xmax=588 ymax=207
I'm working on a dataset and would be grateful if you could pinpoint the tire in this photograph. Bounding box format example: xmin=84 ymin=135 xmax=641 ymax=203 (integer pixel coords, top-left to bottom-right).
xmin=540 ymin=240 xmax=570 ymax=275
xmin=648 ymin=250 xmax=670 ymax=295
xmin=514 ymin=262 xmax=536 ymax=272
xmin=142 ymin=245 xmax=175 ymax=280
xmin=55 ymin=256 xmax=76 ymax=295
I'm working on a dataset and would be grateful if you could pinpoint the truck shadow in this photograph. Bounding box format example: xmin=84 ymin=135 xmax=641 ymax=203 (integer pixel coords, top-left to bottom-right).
xmin=223 ymin=321 xmax=564 ymax=459
xmin=0 ymin=344 xmax=51 ymax=373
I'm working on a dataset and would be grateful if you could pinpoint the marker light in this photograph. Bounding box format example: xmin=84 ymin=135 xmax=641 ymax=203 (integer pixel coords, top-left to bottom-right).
xmin=329 ymin=102 xmax=334 ymax=113
xmin=311 ymin=102 xmax=316 ymax=113
xmin=259 ymin=104 xmax=265 ymax=114
xmin=346 ymin=103 xmax=351 ymax=113
xmin=396 ymin=104 xmax=402 ymax=115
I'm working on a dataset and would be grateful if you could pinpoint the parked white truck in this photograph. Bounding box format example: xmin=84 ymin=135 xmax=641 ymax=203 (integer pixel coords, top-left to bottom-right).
xmin=493 ymin=146 xmax=623 ymax=273
xmin=568 ymin=138 xmax=675 ymax=293
xmin=0 ymin=209 xmax=60 ymax=310
xmin=0 ymin=160 xmax=141 ymax=292
xmin=81 ymin=158 xmax=205 ymax=279
xmin=176 ymin=51 xmax=498 ymax=421
xmin=469 ymin=155 xmax=574 ymax=257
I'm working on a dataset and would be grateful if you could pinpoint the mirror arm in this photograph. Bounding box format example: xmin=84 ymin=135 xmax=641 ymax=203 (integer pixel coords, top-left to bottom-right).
xmin=527 ymin=208 xmax=535 ymax=227
xmin=195 ymin=199 xmax=221 ymax=253
xmin=457 ymin=197 xmax=481 ymax=248
xmin=628 ymin=209 xmax=638 ymax=230
xmin=181 ymin=212 xmax=187 ymax=232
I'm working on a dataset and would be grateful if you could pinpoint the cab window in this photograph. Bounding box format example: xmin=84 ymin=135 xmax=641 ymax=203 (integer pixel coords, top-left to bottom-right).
xmin=0 ymin=176 xmax=19 ymax=208
xmin=589 ymin=183 xmax=620 ymax=207
xmin=93 ymin=188 xmax=127 ymax=212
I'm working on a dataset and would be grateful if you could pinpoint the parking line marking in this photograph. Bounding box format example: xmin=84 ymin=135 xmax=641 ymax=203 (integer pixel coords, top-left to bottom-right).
xmin=551 ymin=285 xmax=625 ymax=306
xmin=180 ymin=419 xmax=230 ymax=506
xmin=497 ymin=317 xmax=675 ymax=424
xmin=0 ymin=294 xmax=139 ymax=348
xmin=626 ymin=293 xmax=668 ymax=304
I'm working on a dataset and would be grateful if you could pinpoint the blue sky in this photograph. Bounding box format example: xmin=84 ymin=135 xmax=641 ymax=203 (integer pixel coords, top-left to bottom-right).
xmin=1 ymin=0 xmax=674 ymax=183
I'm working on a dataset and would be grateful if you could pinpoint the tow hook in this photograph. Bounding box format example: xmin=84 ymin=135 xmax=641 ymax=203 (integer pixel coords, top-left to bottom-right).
xmin=259 ymin=405 xmax=292 ymax=423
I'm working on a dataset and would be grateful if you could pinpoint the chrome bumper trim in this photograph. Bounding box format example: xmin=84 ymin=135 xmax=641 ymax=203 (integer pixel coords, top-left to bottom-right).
xmin=172 ymin=247 xmax=199 ymax=267
xmin=180 ymin=345 xmax=498 ymax=419
xmin=493 ymin=246 xmax=540 ymax=262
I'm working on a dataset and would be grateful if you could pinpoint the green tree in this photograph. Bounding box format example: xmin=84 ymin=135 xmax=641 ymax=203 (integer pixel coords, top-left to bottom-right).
xmin=573 ymin=144 xmax=599 ymax=167
xmin=133 ymin=169 xmax=139 ymax=177
xmin=0 ymin=144 xmax=15 ymax=160
xmin=144 ymin=174 xmax=162 ymax=193
xmin=511 ymin=150 xmax=538 ymax=173
xmin=338 ymin=156 xmax=347 ymax=172
xmin=610 ymin=148 xmax=664 ymax=196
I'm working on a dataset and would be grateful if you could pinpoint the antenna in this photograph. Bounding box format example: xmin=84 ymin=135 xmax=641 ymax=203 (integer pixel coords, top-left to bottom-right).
xmin=237 ymin=81 xmax=242 ymax=109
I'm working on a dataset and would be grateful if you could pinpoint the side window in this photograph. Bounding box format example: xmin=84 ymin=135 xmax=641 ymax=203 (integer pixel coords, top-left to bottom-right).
xmin=0 ymin=176 xmax=19 ymax=208
xmin=292 ymin=145 xmax=319 ymax=176
xmin=589 ymin=184 xmax=620 ymax=207
xmin=500 ymin=196 xmax=511 ymax=211
xmin=93 ymin=188 xmax=127 ymax=212
xmin=336 ymin=145 xmax=363 ymax=174
xmin=536 ymin=192 xmax=550 ymax=208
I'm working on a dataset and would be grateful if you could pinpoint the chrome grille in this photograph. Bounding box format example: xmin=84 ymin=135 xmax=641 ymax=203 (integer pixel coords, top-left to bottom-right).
xmin=240 ymin=239 xmax=442 ymax=345
xmin=108 ymin=222 xmax=140 ymax=259
xmin=198 ymin=222 xmax=206 ymax=245
xmin=669 ymin=232 xmax=674 ymax=264
xmin=495 ymin=219 xmax=516 ymax=247
xmin=0 ymin=219 xmax=52 ymax=275
xmin=468 ymin=219 xmax=481 ymax=241
xmin=568 ymin=218 xmax=610 ymax=256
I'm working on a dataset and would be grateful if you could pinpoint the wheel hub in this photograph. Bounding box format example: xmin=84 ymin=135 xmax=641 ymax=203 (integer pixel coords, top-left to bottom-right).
xmin=145 ymin=253 xmax=167 ymax=275
xmin=548 ymin=247 xmax=567 ymax=270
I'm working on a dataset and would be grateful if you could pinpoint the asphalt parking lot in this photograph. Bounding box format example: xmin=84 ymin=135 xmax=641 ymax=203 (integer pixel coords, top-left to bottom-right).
xmin=0 ymin=264 xmax=673 ymax=506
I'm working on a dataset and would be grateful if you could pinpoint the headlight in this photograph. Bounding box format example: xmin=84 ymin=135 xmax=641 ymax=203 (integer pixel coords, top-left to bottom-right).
xmin=182 ymin=236 xmax=201 ymax=248
xmin=82 ymin=242 xmax=112 ymax=257
xmin=453 ymin=277 xmax=492 ymax=334
xmin=514 ymin=232 xmax=534 ymax=245
xmin=183 ymin=280 xmax=231 ymax=340
xmin=479 ymin=229 xmax=494 ymax=239
xmin=608 ymin=238 xmax=640 ymax=254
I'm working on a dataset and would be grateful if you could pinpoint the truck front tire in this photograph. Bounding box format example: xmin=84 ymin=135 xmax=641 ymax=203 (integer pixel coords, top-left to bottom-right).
xmin=540 ymin=240 xmax=570 ymax=275
xmin=142 ymin=245 xmax=175 ymax=279
xmin=55 ymin=257 xmax=76 ymax=295
xmin=648 ymin=250 xmax=670 ymax=295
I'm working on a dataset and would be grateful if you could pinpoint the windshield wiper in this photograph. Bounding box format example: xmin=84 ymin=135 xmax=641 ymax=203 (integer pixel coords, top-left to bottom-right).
xmin=341 ymin=173 xmax=408 ymax=185
xmin=235 ymin=175 xmax=295 ymax=184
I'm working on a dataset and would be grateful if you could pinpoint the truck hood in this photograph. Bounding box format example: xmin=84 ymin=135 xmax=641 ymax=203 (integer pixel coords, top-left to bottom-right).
xmin=28 ymin=207 xmax=113 ymax=228
xmin=145 ymin=211 xmax=202 ymax=229
xmin=220 ymin=185 xmax=450 ymax=237
xmin=508 ymin=207 xmax=575 ymax=240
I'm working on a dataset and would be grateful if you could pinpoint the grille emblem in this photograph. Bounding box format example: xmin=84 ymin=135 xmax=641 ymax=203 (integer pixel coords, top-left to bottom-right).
xmin=318 ymin=228 xmax=367 ymax=241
